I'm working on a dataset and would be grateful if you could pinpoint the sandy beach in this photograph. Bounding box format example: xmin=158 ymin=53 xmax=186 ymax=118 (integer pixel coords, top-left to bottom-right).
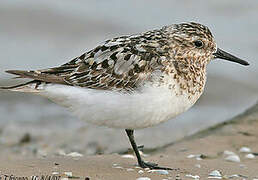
xmin=1 ymin=103 xmax=258 ymax=180
xmin=0 ymin=0 xmax=258 ymax=151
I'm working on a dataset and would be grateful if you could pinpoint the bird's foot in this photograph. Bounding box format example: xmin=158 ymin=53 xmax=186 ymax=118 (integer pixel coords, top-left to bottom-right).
xmin=138 ymin=161 xmax=174 ymax=170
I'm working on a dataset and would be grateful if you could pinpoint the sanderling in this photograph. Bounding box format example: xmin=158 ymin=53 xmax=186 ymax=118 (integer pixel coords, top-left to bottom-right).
xmin=1 ymin=22 xmax=249 ymax=170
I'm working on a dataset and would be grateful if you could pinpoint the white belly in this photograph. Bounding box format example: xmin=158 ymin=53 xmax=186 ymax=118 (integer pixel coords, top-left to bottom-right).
xmin=39 ymin=83 xmax=202 ymax=129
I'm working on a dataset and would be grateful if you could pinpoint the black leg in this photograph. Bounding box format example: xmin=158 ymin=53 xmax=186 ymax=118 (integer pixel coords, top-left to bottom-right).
xmin=125 ymin=129 xmax=172 ymax=170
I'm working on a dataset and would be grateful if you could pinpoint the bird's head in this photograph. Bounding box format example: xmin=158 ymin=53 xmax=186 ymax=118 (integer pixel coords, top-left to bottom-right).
xmin=164 ymin=22 xmax=249 ymax=67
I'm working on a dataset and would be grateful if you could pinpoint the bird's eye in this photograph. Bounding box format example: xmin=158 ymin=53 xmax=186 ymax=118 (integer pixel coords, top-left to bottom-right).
xmin=194 ymin=40 xmax=204 ymax=48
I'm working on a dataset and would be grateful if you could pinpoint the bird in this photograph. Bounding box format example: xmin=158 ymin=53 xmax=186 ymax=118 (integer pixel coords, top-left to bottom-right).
xmin=0 ymin=22 xmax=249 ymax=170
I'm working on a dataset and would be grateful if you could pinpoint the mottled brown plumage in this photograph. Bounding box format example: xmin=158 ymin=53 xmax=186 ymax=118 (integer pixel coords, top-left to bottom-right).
xmin=5 ymin=22 xmax=218 ymax=95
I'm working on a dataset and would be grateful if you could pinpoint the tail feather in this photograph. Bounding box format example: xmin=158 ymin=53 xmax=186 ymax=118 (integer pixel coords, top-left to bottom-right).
xmin=2 ymin=68 xmax=69 ymax=92
xmin=0 ymin=80 xmax=43 ymax=93
xmin=5 ymin=70 xmax=66 ymax=84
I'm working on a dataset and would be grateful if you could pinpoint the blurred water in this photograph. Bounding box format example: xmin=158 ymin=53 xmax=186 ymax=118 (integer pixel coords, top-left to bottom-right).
xmin=0 ymin=0 xmax=257 ymax=152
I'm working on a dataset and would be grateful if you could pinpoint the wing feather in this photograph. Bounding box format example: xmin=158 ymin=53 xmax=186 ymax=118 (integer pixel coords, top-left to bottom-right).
xmin=5 ymin=29 xmax=170 ymax=92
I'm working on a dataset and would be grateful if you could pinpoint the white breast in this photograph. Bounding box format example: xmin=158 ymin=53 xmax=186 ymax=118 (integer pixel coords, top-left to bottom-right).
xmin=39 ymin=81 xmax=203 ymax=129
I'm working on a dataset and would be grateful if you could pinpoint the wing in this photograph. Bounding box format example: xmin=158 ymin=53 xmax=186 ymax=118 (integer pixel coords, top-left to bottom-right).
xmin=6 ymin=29 xmax=170 ymax=92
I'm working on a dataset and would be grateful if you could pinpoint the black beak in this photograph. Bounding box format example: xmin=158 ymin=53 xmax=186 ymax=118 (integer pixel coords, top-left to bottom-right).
xmin=213 ymin=48 xmax=249 ymax=66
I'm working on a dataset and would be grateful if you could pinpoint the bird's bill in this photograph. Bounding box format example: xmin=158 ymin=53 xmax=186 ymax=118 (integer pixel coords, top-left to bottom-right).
xmin=213 ymin=48 xmax=249 ymax=66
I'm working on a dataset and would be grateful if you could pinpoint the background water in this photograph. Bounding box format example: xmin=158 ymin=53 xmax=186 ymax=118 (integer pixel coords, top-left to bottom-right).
xmin=0 ymin=0 xmax=257 ymax=153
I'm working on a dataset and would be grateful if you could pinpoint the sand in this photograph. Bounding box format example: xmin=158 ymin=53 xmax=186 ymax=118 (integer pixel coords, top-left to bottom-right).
xmin=1 ymin=0 xmax=258 ymax=153
xmin=0 ymin=104 xmax=258 ymax=180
